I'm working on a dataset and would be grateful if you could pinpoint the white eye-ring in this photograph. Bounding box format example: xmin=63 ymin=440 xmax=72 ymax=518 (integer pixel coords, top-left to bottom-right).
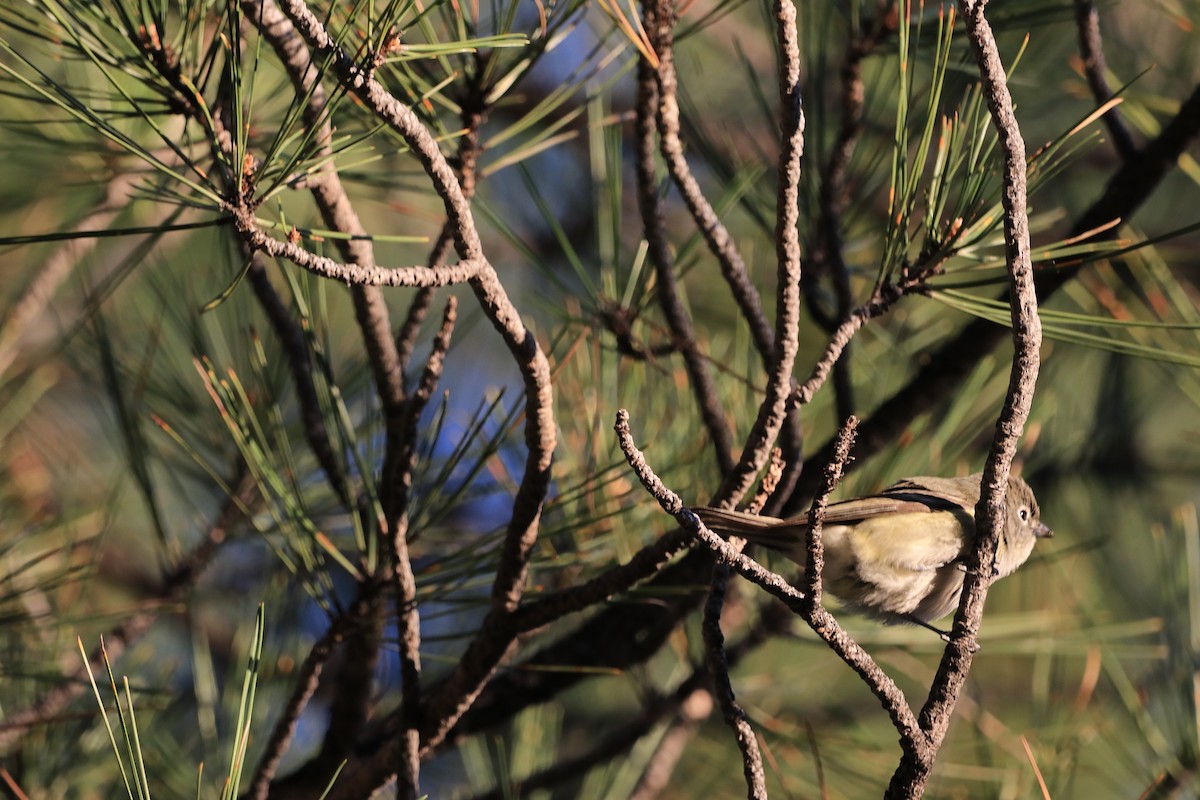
xmin=1019 ymin=508 xmax=1029 ymax=521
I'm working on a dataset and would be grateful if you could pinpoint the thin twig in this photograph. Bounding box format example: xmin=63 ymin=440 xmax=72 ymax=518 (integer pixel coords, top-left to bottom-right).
xmin=271 ymin=4 xmax=556 ymax=789
xmin=803 ymin=416 xmax=859 ymax=602
xmin=634 ymin=37 xmax=735 ymax=474
xmin=1073 ymin=0 xmax=1136 ymax=159
xmin=387 ymin=297 xmax=458 ymax=798
xmin=229 ymin=208 xmax=485 ymax=286
xmin=701 ymin=553 xmax=767 ymax=799
xmin=886 ymin=2 xmax=1041 ymax=794
xmin=735 ymin=415 xmax=920 ymax=750
xmin=710 ymin=0 xmax=806 ymax=509
xmin=748 ymin=447 xmax=785 ymax=515
xmin=615 ymin=409 xmax=922 ymax=749
xmin=812 ymin=0 xmax=900 ymax=419
xmin=647 ymin=0 xmax=776 ymax=368
xmin=792 ymin=290 xmax=896 ymax=407
xmin=247 ymin=594 xmax=373 ymax=800
xmin=395 ymin=90 xmax=485 ymax=376
xmin=787 ymin=420 xmax=913 ymax=731
xmin=783 ymin=81 xmax=1200 ymax=516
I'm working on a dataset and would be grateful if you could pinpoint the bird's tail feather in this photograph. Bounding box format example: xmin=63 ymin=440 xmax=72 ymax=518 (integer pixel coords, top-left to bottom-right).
xmin=692 ymin=507 xmax=807 ymax=553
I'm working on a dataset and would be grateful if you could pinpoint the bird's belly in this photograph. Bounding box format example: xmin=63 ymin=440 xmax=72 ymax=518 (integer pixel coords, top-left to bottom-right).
xmin=823 ymin=562 xmax=965 ymax=624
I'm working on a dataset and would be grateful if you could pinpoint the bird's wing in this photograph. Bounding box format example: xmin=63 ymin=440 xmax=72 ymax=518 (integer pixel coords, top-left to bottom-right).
xmin=847 ymin=510 xmax=969 ymax=573
xmin=818 ymin=494 xmax=960 ymax=523
xmin=694 ymin=499 xmax=959 ymax=554
xmin=880 ymin=476 xmax=979 ymax=512
xmin=693 ymin=479 xmax=977 ymax=560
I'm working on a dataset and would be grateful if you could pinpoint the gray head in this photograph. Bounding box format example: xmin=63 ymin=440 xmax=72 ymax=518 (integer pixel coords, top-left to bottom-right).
xmin=996 ymin=476 xmax=1052 ymax=577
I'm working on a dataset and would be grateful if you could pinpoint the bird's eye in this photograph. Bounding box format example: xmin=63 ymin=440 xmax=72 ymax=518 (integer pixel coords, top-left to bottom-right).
xmin=1019 ymin=508 xmax=1029 ymax=521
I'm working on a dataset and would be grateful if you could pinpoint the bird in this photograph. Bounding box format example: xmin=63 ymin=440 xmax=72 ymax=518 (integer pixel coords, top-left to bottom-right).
xmin=693 ymin=473 xmax=1052 ymax=631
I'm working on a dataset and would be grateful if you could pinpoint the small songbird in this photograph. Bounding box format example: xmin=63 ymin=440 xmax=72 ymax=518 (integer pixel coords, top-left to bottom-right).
xmin=694 ymin=473 xmax=1052 ymax=628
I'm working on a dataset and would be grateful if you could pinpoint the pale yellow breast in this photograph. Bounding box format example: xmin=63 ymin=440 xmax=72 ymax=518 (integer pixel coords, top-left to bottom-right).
xmin=802 ymin=511 xmax=970 ymax=623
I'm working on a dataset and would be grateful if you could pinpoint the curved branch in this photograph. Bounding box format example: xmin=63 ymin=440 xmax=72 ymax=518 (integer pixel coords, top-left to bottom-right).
xmin=615 ymin=410 xmax=921 ymax=742
xmin=635 ymin=35 xmax=735 ymax=474
xmin=648 ymin=0 xmax=776 ymax=368
xmin=231 ymin=208 xmax=485 ymax=286
xmin=243 ymin=0 xmax=407 ymax=415
xmin=272 ymin=3 xmax=556 ymax=790
xmin=783 ymin=79 xmax=1200 ymax=516
xmin=247 ymin=595 xmax=373 ymax=800
xmin=812 ymin=0 xmax=900 ymax=418
xmin=712 ymin=0 xmax=805 ymax=507
xmin=701 ymin=556 xmax=767 ymax=799
xmin=1073 ymin=0 xmax=1136 ymax=159
xmin=386 ymin=297 xmax=458 ymax=798
xmin=888 ymin=2 xmax=1041 ymax=794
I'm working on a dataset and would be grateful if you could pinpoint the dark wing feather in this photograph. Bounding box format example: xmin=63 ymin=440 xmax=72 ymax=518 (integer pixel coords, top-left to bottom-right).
xmin=817 ymin=494 xmax=961 ymax=524
xmin=693 ymin=475 xmax=979 ymax=556
xmin=882 ymin=477 xmax=978 ymax=509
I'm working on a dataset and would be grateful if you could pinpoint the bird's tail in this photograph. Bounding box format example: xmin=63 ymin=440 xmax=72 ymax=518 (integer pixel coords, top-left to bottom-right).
xmin=692 ymin=507 xmax=807 ymax=553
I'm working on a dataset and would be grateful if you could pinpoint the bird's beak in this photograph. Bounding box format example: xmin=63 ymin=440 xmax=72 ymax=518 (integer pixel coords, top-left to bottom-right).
xmin=1035 ymin=522 xmax=1053 ymax=539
